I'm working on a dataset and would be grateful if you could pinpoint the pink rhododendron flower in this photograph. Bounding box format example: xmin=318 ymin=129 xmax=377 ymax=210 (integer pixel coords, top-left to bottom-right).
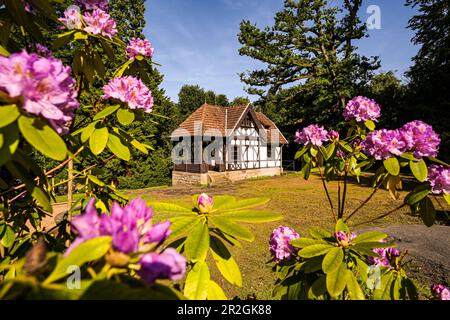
xmin=269 ymin=226 xmax=300 ymax=263
xmin=427 ymin=165 xmax=450 ymax=195
xmin=75 ymin=0 xmax=109 ymax=11
xmin=83 ymin=9 xmax=117 ymax=39
xmin=344 ymin=96 xmax=381 ymax=122
xmin=197 ymin=193 xmax=214 ymax=213
xmin=126 ymin=38 xmax=154 ymax=60
xmin=294 ymin=124 xmax=329 ymax=147
xmin=369 ymin=247 xmax=400 ymax=268
xmin=58 ymin=6 xmax=83 ymax=30
xmin=138 ymin=248 xmax=186 ymax=285
xmin=400 ymin=120 xmax=440 ymax=158
xmin=431 ymin=284 xmax=450 ymax=300
xmin=361 ymin=129 xmax=406 ymax=160
xmin=328 ymin=130 xmax=340 ymax=142
xmin=68 ymin=198 xmax=171 ymax=255
xmin=102 ymin=76 xmax=154 ymax=112
xmin=0 ymin=50 xmax=79 ymax=134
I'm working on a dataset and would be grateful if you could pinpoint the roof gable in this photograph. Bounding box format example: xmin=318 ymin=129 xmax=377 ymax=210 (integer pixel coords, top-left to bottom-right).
xmin=171 ymin=103 xmax=288 ymax=144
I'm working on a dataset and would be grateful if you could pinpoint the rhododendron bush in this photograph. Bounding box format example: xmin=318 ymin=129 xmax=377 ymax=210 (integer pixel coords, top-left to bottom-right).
xmin=269 ymin=95 xmax=450 ymax=300
xmin=0 ymin=0 xmax=282 ymax=300
xmin=1 ymin=1 xmax=449 ymax=301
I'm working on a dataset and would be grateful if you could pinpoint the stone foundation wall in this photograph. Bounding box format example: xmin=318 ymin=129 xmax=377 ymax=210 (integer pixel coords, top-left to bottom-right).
xmin=172 ymin=167 xmax=282 ymax=186
xmin=172 ymin=171 xmax=208 ymax=186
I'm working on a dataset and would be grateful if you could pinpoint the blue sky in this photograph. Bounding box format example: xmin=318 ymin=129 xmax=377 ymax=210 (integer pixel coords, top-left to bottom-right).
xmin=144 ymin=0 xmax=419 ymax=103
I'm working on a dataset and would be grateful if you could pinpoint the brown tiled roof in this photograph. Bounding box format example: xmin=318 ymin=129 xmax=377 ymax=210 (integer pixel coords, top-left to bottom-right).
xmin=171 ymin=103 xmax=288 ymax=144
xmin=255 ymin=112 xmax=288 ymax=144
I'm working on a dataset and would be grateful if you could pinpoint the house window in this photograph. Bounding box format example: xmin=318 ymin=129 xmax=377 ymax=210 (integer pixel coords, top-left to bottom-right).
xmin=267 ymin=145 xmax=273 ymax=159
xmin=233 ymin=145 xmax=238 ymax=161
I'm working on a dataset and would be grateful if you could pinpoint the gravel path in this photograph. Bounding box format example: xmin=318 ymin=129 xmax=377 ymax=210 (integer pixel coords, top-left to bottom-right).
xmin=362 ymin=224 xmax=450 ymax=286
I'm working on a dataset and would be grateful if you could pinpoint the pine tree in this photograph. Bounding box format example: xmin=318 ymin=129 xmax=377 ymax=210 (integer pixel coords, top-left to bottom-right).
xmin=238 ymin=0 xmax=379 ymax=126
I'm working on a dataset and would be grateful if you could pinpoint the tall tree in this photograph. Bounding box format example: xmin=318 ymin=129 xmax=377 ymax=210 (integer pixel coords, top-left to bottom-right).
xmin=215 ymin=94 xmax=229 ymax=107
xmin=405 ymin=0 xmax=450 ymax=160
xmin=362 ymin=71 xmax=406 ymax=129
xmin=238 ymin=0 xmax=379 ymax=126
xmin=178 ymin=84 xmax=206 ymax=118
xmin=231 ymin=96 xmax=251 ymax=106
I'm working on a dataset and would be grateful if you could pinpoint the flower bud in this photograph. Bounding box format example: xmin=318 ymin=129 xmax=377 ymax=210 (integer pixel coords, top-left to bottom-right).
xmin=197 ymin=193 xmax=214 ymax=213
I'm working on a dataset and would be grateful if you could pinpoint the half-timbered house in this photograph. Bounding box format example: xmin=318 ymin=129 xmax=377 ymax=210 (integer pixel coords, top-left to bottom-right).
xmin=171 ymin=103 xmax=288 ymax=185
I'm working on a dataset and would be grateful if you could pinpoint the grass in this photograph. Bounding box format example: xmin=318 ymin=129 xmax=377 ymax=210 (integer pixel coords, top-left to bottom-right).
xmin=124 ymin=172 xmax=449 ymax=299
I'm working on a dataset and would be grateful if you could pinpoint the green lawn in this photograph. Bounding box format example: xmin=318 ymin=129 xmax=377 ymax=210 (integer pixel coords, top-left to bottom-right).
xmin=125 ymin=172 xmax=448 ymax=299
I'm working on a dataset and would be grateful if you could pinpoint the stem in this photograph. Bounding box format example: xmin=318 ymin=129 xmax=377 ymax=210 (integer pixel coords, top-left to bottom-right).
xmin=67 ymin=159 xmax=73 ymax=213
xmin=0 ymin=147 xmax=84 ymax=197
xmin=339 ymin=161 xmax=349 ymax=219
xmin=344 ymin=176 xmax=386 ymax=223
xmin=337 ymin=174 xmax=341 ymax=217
xmin=352 ymin=203 xmax=407 ymax=227
xmin=317 ymin=164 xmax=337 ymax=222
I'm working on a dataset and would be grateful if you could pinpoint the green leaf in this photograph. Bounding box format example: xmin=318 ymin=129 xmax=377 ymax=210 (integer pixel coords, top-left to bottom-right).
xmin=299 ymin=256 xmax=324 ymax=274
xmin=383 ymin=157 xmax=400 ymax=176
xmin=1 ymin=225 xmax=15 ymax=248
xmin=338 ymin=141 xmax=353 ymax=153
xmin=444 ymin=194 xmax=450 ymax=206
xmin=209 ymin=216 xmax=255 ymax=242
xmin=213 ymin=197 xmax=269 ymax=211
xmin=168 ymin=216 xmax=201 ymax=240
xmin=217 ymin=210 xmax=282 ymax=223
xmin=18 ymin=116 xmax=67 ymax=161
xmin=353 ymin=241 xmax=394 ymax=250
xmin=335 ymin=219 xmax=350 ymax=234
xmin=404 ymin=184 xmax=431 ymax=205
xmin=352 ymin=232 xmax=388 ymax=244
xmin=89 ymin=127 xmax=109 ymax=155
xmin=31 ymin=185 xmax=52 ymax=212
xmin=308 ymin=276 xmax=327 ymax=299
xmin=113 ymin=59 xmax=134 ymax=77
xmin=0 ymin=105 xmax=20 ymax=128
xmin=309 ymin=227 xmax=332 ymax=240
xmin=184 ymin=221 xmax=210 ymax=262
xmin=418 ymin=196 xmax=436 ymax=227
xmin=107 ymin=133 xmax=130 ymax=161
xmin=322 ymin=247 xmax=344 ymax=274
xmin=80 ymin=122 xmax=97 ymax=143
xmin=184 ymin=262 xmax=210 ymax=300
xmin=374 ymin=272 xmax=395 ymax=300
xmin=409 ymin=159 xmax=428 ymax=182
xmin=93 ymin=105 xmax=120 ymax=121
xmin=210 ymin=236 xmax=242 ymax=287
xmin=88 ymin=175 xmax=106 ymax=187
xmin=52 ymin=30 xmax=76 ymax=49
xmin=116 ymin=108 xmax=135 ymax=126
xmin=290 ymin=238 xmax=327 ymax=248
xmin=130 ymin=139 xmax=149 ymax=154
xmin=0 ymin=45 xmax=10 ymax=56
xmin=345 ymin=270 xmax=365 ymax=300
xmin=365 ymin=120 xmax=376 ymax=131
xmin=295 ymin=145 xmax=308 ymax=160
xmin=298 ymin=244 xmax=334 ymax=258
xmin=44 ymin=236 xmax=112 ymax=284
xmin=150 ymin=202 xmax=194 ymax=214
xmin=207 ymin=280 xmax=227 ymax=300
xmin=0 ymin=123 xmax=19 ymax=166
xmin=326 ymin=262 xmax=347 ymax=298
xmin=325 ymin=142 xmax=336 ymax=160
